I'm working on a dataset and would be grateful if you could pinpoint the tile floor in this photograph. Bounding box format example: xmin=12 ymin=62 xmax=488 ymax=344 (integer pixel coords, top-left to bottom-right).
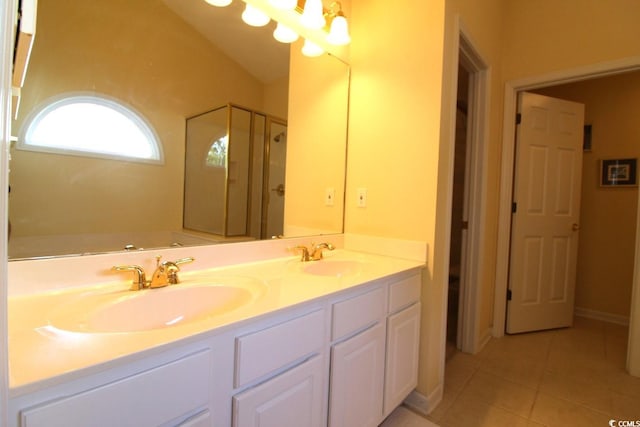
xmin=381 ymin=316 xmax=640 ymax=427
xmin=381 ymin=406 xmax=439 ymax=427
xmin=426 ymin=316 xmax=640 ymax=427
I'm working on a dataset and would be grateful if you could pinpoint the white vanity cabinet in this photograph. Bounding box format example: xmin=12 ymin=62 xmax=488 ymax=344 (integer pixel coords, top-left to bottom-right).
xmin=232 ymin=355 xmax=324 ymax=427
xmin=9 ymin=263 xmax=423 ymax=427
xmin=383 ymin=275 xmax=422 ymax=417
xmin=231 ymin=309 xmax=327 ymax=427
xmin=327 ymin=273 xmax=421 ymax=426
xmin=328 ymin=287 xmax=386 ymax=427
xmin=17 ymin=348 xmax=213 ymax=427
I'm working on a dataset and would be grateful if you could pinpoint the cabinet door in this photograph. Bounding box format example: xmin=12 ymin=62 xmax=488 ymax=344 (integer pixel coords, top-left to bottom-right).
xmin=383 ymin=302 xmax=421 ymax=417
xmin=329 ymin=322 xmax=385 ymax=427
xmin=177 ymin=410 xmax=212 ymax=427
xmin=233 ymin=356 xmax=324 ymax=427
xmin=21 ymin=350 xmax=211 ymax=427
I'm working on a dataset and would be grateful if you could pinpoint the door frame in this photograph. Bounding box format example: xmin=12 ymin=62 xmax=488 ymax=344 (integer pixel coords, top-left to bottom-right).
xmin=494 ymin=56 xmax=640 ymax=375
xmin=454 ymin=31 xmax=491 ymax=354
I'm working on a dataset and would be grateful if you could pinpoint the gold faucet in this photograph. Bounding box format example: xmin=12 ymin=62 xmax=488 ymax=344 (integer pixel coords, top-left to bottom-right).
xmin=112 ymin=264 xmax=147 ymax=291
xmin=293 ymin=243 xmax=335 ymax=262
xmin=294 ymin=245 xmax=311 ymax=262
xmin=310 ymin=242 xmax=335 ymax=260
xmin=112 ymin=255 xmax=195 ymax=291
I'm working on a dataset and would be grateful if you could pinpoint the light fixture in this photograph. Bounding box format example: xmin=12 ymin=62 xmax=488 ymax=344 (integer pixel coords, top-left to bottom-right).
xmin=301 ymin=39 xmax=325 ymax=57
xmin=204 ymin=0 xmax=232 ymax=6
xmin=326 ymin=2 xmax=351 ymax=45
xmin=300 ymin=0 xmax=326 ymax=30
xmin=242 ymin=4 xmax=271 ymax=27
xmin=273 ymin=23 xmax=299 ymax=43
xmin=205 ymin=0 xmax=351 ymax=58
xmin=268 ymin=0 xmax=297 ymax=10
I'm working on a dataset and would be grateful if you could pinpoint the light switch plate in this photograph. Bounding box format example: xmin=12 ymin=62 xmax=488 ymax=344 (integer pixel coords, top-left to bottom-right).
xmin=357 ymin=188 xmax=367 ymax=208
xmin=325 ymin=187 xmax=335 ymax=206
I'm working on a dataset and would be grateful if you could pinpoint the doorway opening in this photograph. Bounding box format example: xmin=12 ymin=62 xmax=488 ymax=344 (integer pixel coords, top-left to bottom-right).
xmin=445 ymin=30 xmax=491 ymax=357
xmin=447 ymin=64 xmax=470 ymax=359
xmin=493 ymin=58 xmax=640 ymax=376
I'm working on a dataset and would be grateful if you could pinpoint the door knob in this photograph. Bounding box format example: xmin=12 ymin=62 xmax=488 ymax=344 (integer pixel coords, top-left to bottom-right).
xmin=572 ymin=223 xmax=580 ymax=231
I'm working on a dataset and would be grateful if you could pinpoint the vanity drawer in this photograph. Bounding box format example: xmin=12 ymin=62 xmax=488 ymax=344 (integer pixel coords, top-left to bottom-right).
xmin=332 ymin=287 xmax=385 ymax=341
xmin=388 ymin=274 xmax=421 ymax=314
xmin=21 ymin=350 xmax=211 ymax=427
xmin=235 ymin=309 xmax=325 ymax=388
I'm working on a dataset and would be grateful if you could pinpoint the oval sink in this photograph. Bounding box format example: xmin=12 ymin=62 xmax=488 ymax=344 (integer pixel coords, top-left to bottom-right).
xmin=303 ymin=260 xmax=363 ymax=277
xmin=49 ymin=277 xmax=266 ymax=333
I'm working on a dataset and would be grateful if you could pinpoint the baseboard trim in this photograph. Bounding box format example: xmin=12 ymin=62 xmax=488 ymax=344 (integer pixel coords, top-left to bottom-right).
xmin=475 ymin=327 xmax=492 ymax=353
xmin=574 ymin=307 xmax=630 ymax=326
xmin=403 ymin=385 xmax=442 ymax=416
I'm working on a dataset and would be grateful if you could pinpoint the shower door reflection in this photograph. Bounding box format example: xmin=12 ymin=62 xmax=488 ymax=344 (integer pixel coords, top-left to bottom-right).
xmin=263 ymin=119 xmax=287 ymax=239
xmin=184 ymin=104 xmax=286 ymax=240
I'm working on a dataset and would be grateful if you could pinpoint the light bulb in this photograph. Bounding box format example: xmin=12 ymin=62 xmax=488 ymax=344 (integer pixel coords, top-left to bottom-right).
xmin=300 ymin=0 xmax=326 ymax=30
xmin=301 ymin=39 xmax=324 ymax=57
xmin=241 ymin=4 xmax=270 ymax=27
xmin=327 ymin=14 xmax=350 ymax=45
xmin=268 ymin=0 xmax=297 ymax=9
xmin=204 ymin=0 xmax=232 ymax=6
xmin=273 ymin=23 xmax=299 ymax=43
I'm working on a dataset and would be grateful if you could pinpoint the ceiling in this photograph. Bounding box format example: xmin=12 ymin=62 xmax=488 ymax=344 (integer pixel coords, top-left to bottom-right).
xmin=162 ymin=0 xmax=290 ymax=84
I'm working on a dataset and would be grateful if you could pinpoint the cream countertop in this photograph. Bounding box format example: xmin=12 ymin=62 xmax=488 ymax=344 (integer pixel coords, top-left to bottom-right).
xmin=8 ymin=249 xmax=423 ymax=395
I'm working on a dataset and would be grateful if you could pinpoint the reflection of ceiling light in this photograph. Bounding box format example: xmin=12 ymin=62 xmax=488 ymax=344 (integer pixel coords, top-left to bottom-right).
xmin=204 ymin=0 xmax=232 ymax=6
xmin=203 ymin=0 xmax=351 ymax=58
xmin=242 ymin=4 xmax=270 ymax=27
xmin=269 ymin=0 xmax=297 ymax=10
xmin=273 ymin=23 xmax=299 ymax=43
xmin=301 ymin=39 xmax=325 ymax=57
xmin=300 ymin=0 xmax=326 ymax=30
xmin=326 ymin=3 xmax=351 ymax=45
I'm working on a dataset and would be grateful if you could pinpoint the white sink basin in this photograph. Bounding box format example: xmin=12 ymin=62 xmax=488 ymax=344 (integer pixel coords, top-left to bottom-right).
xmin=302 ymin=260 xmax=364 ymax=277
xmin=48 ymin=277 xmax=266 ymax=333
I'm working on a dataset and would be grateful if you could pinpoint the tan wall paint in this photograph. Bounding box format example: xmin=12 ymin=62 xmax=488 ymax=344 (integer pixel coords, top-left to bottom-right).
xmin=502 ymin=0 xmax=640 ymax=81
xmin=284 ymin=41 xmax=349 ymax=236
xmin=346 ymin=0 xmax=640 ymax=404
xmin=534 ymin=72 xmax=640 ymax=318
xmin=10 ymin=0 xmax=268 ymax=236
xmin=443 ymin=0 xmax=506 ymax=348
xmin=263 ymin=76 xmax=289 ymax=121
xmin=347 ymin=0 xmax=446 ymax=399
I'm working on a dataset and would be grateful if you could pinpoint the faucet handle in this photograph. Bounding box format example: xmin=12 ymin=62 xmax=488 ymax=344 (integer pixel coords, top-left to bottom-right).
xmin=112 ymin=265 xmax=147 ymax=291
xmin=164 ymin=257 xmax=195 ymax=285
xmin=311 ymin=242 xmax=335 ymax=260
xmin=293 ymin=245 xmax=311 ymax=262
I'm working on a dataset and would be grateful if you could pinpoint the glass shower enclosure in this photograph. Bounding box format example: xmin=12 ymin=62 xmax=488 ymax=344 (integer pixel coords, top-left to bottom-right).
xmin=183 ymin=103 xmax=287 ymax=240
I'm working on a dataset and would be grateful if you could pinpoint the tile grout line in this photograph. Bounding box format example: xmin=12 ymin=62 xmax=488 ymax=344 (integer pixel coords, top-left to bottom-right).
xmin=435 ymin=356 xmax=482 ymax=425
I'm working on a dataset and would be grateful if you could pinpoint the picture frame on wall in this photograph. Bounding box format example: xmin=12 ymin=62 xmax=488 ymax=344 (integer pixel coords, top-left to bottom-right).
xmin=600 ymin=158 xmax=638 ymax=187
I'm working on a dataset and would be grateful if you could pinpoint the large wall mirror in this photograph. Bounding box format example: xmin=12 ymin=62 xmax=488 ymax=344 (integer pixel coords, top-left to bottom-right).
xmin=8 ymin=0 xmax=349 ymax=259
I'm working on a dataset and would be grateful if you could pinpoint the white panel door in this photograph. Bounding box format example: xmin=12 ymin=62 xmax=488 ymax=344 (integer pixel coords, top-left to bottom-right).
xmin=507 ymin=92 xmax=584 ymax=334
xmin=329 ymin=322 xmax=385 ymax=427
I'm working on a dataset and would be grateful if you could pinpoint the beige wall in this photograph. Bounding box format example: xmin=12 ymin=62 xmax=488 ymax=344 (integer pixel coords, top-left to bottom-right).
xmin=346 ymin=0 xmax=640 ymax=402
xmin=534 ymin=72 xmax=640 ymax=318
xmin=263 ymin=76 xmax=289 ymax=121
xmin=502 ymin=0 xmax=640 ymax=81
xmin=10 ymin=0 xmax=270 ymax=237
xmin=347 ymin=0 xmax=446 ymax=400
xmin=284 ymin=41 xmax=349 ymax=236
xmin=442 ymin=0 xmax=506 ymax=350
